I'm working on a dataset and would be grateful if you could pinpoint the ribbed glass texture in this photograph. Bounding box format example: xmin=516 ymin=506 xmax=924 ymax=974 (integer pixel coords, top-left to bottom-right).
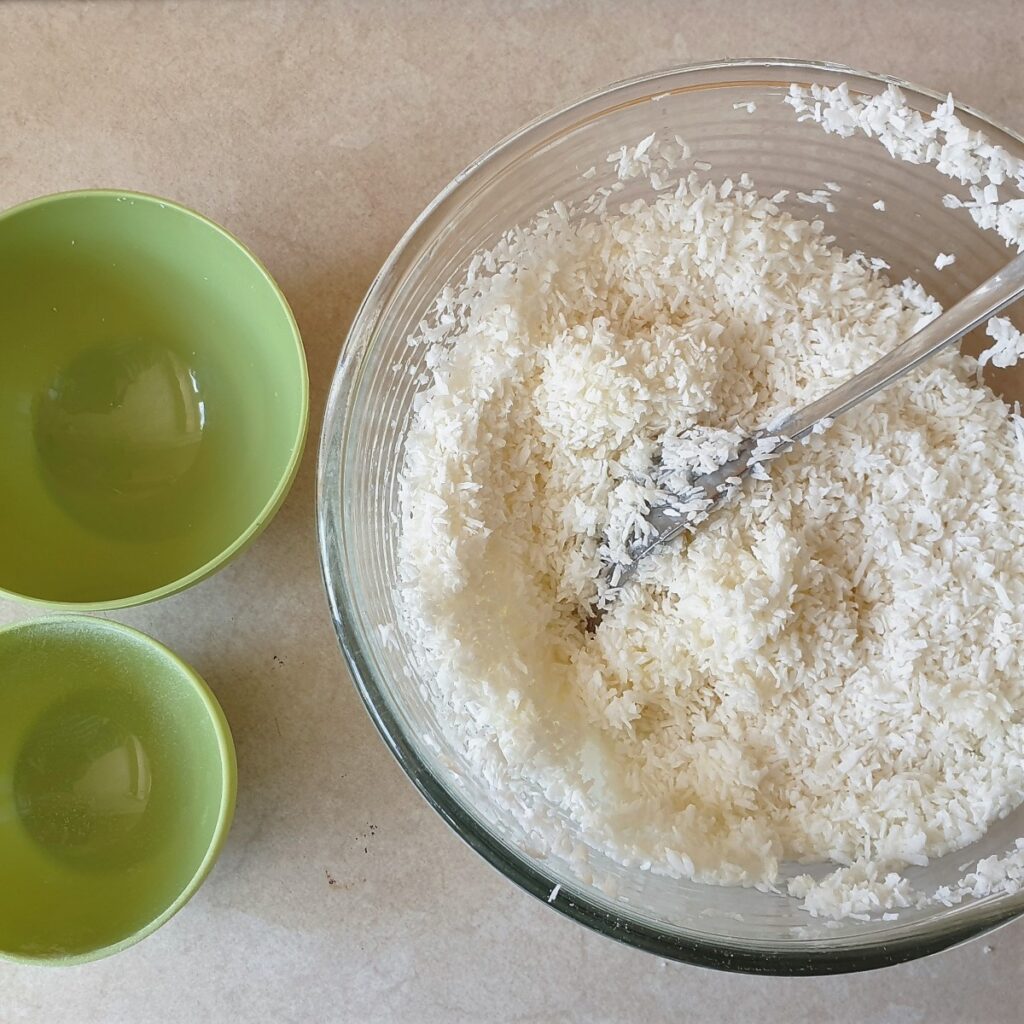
xmin=317 ymin=60 xmax=1024 ymax=974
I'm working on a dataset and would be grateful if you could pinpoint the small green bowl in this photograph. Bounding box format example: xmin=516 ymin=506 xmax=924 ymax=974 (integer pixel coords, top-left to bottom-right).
xmin=0 ymin=615 xmax=236 ymax=964
xmin=0 ymin=190 xmax=308 ymax=609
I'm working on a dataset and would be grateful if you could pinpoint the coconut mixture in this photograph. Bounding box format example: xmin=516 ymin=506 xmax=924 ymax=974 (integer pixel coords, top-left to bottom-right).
xmin=396 ymin=86 xmax=1024 ymax=919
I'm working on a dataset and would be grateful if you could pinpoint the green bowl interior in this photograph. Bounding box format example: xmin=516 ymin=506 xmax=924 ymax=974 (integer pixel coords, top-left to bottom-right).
xmin=0 ymin=617 xmax=235 ymax=963
xmin=0 ymin=191 xmax=307 ymax=606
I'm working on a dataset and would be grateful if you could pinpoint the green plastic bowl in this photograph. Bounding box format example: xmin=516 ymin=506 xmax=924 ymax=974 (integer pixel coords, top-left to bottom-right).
xmin=0 ymin=615 xmax=236 ymax=964
xmin=0 ymin=190 xmax=308 ymax=609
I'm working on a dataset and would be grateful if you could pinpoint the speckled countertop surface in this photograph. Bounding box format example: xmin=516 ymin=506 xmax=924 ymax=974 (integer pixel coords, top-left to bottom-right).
xmin=2 ymin=2 xmax=1024 ymax=1021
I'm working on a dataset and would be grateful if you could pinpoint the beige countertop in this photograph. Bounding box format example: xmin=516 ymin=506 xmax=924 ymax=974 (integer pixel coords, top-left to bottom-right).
xmin=2 ymin=2 xmax=1024 ymax=1021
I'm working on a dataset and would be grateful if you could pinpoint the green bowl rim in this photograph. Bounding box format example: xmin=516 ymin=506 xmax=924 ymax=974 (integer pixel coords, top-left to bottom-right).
xmin=0 ymin=188 xmax=310 ymax=611
xmin=0 ymin=613 xmax=238 ymax=966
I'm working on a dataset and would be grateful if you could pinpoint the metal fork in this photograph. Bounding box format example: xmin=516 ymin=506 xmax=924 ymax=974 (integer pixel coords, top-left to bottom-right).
xmin=597 ymin=251 xmax=1024 ymax=608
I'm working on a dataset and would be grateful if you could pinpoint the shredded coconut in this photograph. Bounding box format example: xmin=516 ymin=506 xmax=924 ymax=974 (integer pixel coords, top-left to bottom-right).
xmin=785 ymin=81 xmax=1024 ymax=252
xmin=796 ymin=188 xmax=837 ymax=213
xmin=979 ymin=316 xmax=1024 ymax=370
xmin=396 ymin=120 xmax=1024 ymax=924
xmin=934 ymin=252 xmax=957 ymax=270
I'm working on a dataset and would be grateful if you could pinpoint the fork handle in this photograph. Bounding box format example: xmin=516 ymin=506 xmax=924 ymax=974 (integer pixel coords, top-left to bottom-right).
xmin=777 ymin=251 xmax=1024 ymax=442
xmin=629 ymin=251 xmax=1024 ymax=569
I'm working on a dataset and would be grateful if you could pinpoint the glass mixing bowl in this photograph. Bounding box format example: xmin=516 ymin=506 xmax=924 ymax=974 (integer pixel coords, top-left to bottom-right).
xmin=317 ymin=59 xmax=1024 ymax=974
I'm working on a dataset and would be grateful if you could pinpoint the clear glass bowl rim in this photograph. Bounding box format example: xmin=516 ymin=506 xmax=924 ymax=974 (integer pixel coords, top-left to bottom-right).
xmin=316 ymin=57 xmax=1024 ymax=975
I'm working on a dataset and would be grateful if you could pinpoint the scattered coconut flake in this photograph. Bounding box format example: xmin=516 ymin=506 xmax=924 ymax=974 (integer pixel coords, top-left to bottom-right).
xmin=979 ymin=315 xmax=1024 ymax=369
xmin=797 ymin=188 xmax=837 ymax=213
xmin=785 ymin=81 xmax=1024 ymax=252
